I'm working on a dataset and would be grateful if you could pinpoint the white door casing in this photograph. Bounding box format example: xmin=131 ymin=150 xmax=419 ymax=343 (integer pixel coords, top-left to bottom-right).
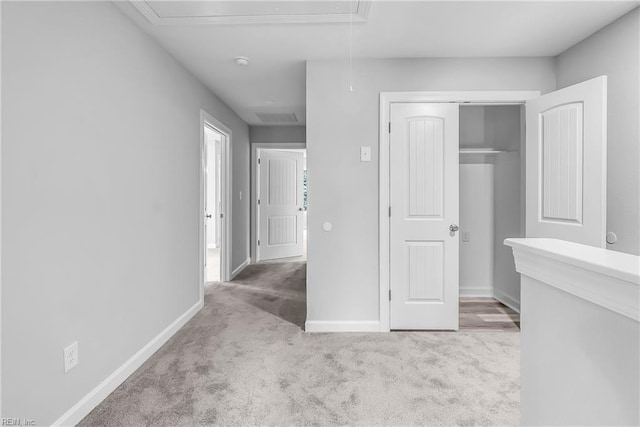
xmin=389 ymin=103 xmax=460 ymax=330
xmin=200 ymin=109 xmax=232 ymax=301
xmin=258 ymin=150 xmax=304 ymax=261
xmin=526 ymin=76 xmax=607 ymax=247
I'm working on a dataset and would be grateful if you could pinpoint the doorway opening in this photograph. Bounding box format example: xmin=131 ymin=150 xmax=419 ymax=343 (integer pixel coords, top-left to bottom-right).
xmin=458 ymin=104 xmax=524 ymax=331
xmin=200 ymin=110 xmax=232 ymax=298
xmin=379 ymin=91 xmax=540 ymax=332
xmin=252 ymin=144 xmax=307 ymax=263
xmin=380 ymin=80 xmax=606 ymax=331
xmin=205 ymin=126 xmax=224 ymax=282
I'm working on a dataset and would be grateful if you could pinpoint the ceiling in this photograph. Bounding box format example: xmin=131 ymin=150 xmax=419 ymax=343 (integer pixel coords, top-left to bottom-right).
xmin=116 ymin=1 xmax=639 ymax=126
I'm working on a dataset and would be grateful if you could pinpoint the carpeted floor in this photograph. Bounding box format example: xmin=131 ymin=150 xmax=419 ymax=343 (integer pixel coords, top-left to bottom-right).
xmin=80 ymin=261 xmax=520 ymax=426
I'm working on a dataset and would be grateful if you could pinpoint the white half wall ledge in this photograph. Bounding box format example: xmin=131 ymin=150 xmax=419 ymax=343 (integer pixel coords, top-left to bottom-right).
xmin=504 ymin=238 xmax=640 ymax=321
xmin=305 ymin=321 xmax=381 ymax=333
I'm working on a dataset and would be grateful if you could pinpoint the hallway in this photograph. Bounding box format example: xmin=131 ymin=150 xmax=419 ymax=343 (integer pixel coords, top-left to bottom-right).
xmin=80 ymin=261 xmax=519 ymax=426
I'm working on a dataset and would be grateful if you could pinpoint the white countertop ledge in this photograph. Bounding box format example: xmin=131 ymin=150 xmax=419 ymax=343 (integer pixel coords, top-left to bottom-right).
xmin=505 ymin=238 xmax=639 ymax=284
xmin=505 ymin=238 xmax=640 ymax=321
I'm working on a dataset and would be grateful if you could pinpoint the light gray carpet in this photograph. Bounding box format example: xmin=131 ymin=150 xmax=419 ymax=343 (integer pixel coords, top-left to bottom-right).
xmin=80 ymin=261 xmax=520 ymax=426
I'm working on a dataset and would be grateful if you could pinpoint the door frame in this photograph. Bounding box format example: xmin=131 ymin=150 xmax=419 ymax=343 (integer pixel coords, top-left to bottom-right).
xmin=251 ymin=142 xmax=306 ymax=263
xmin=200 ymin=110 xmax=232 ymax=300
xmin=379 ymin=91 xmax=539 ymax=332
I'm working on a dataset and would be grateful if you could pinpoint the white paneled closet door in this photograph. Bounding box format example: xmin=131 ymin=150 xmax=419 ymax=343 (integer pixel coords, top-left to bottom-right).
xmin=258 ymin=150 xmax=305 ymax=261
xmin=390 ymin=103 xmax=460 ymax=330
xmin=526 ymin=76 xmax=607 ymax=247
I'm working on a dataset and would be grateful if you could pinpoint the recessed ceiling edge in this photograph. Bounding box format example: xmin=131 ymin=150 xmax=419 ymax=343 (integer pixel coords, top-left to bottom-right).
xmin=129 ymin=0 xmax=371 ymax=26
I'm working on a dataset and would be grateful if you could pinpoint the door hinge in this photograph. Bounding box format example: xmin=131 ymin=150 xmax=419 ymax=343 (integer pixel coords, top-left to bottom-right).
xmin=389 ymin=206 xmax=391 ymax=217
xmin=389 ymin=290 xmax=392 ymax=301
xmin=258 ymin=240 xmax=261 ymax=246
xmin=220 ymin=213 xmax=224 ymax=219
xmin=258 ymin=199 xmax=261 ymax=205
xmin=388 ymin=122 xmax=391 ymax=133
xmin=258 ymin=158 xmax=261 ymax=165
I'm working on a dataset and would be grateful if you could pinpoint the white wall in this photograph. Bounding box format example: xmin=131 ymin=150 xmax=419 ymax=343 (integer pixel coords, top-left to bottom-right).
xmin=306 ymin=58 xmax=556 ymax=323
xmin=521 ymin=276 xmax=639 ymax=425
xmin=488 ymin=106 xmax=524 ymax=310
xmin=1 ymin=2 xmax=249 ymax=424
xmin=459 ymin=163 xmax=494 ymax=296
xmin=493 ymin=149 xmax=524 ymax=310
xmin=250 ymin=126 xmax=306 ymax=144
xmin=459 ymin=107 xmax=485 ymax=147
xmin=556 ymin=7 xmax=640 ymax=255
xmin=0 ymin=2 xmax=3 ymax=417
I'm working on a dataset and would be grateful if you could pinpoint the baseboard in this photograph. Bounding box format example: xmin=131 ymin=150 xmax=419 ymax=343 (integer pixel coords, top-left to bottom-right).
xmin=52 ymin=300 xmax=203 ymax=426
xmin=493 ymin=288 xmax=521 ymax=313
xmin=230 ymin=257 xmax=251 ymax=280
xmin=305 ymin=320 xmax=380 ymax=333
xmin=459 ymin=287 xmax=494 ymax=297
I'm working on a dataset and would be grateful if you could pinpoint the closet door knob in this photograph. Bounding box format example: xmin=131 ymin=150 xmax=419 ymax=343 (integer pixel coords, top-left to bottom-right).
xmin=449 ymin=224 xmax=459 ymax=233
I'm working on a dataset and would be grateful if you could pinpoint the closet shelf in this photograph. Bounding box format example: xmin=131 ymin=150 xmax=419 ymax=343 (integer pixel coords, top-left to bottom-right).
xmin=459 ymin=148 xmax=505 ymax=155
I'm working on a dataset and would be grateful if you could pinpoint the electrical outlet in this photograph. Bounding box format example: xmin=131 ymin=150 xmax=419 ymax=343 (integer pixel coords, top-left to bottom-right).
xmin=64 ymin=341 xmax=79 ymax=373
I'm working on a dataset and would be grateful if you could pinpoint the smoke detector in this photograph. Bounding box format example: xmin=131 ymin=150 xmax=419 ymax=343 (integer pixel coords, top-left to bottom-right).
xmin=234 ymin=56 xmax=249 ymax=66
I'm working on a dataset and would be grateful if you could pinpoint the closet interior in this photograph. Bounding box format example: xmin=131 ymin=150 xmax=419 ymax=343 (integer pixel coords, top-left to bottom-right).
xmin=458 ymin=105 xmax=524 ymax=310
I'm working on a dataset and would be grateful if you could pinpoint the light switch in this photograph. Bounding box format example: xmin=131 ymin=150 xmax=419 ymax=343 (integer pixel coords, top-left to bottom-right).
xmin=360 ymin=146 xmax=371 ymax=162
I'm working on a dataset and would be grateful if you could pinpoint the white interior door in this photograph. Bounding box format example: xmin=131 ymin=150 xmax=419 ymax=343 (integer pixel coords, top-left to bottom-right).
xmin=390 ymin=103 xmax=460 ymax=330
xmin=526 ymin=76 xmax=607 ymax=247
xmin=258 ymin=150 xmax=304 ymax=261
